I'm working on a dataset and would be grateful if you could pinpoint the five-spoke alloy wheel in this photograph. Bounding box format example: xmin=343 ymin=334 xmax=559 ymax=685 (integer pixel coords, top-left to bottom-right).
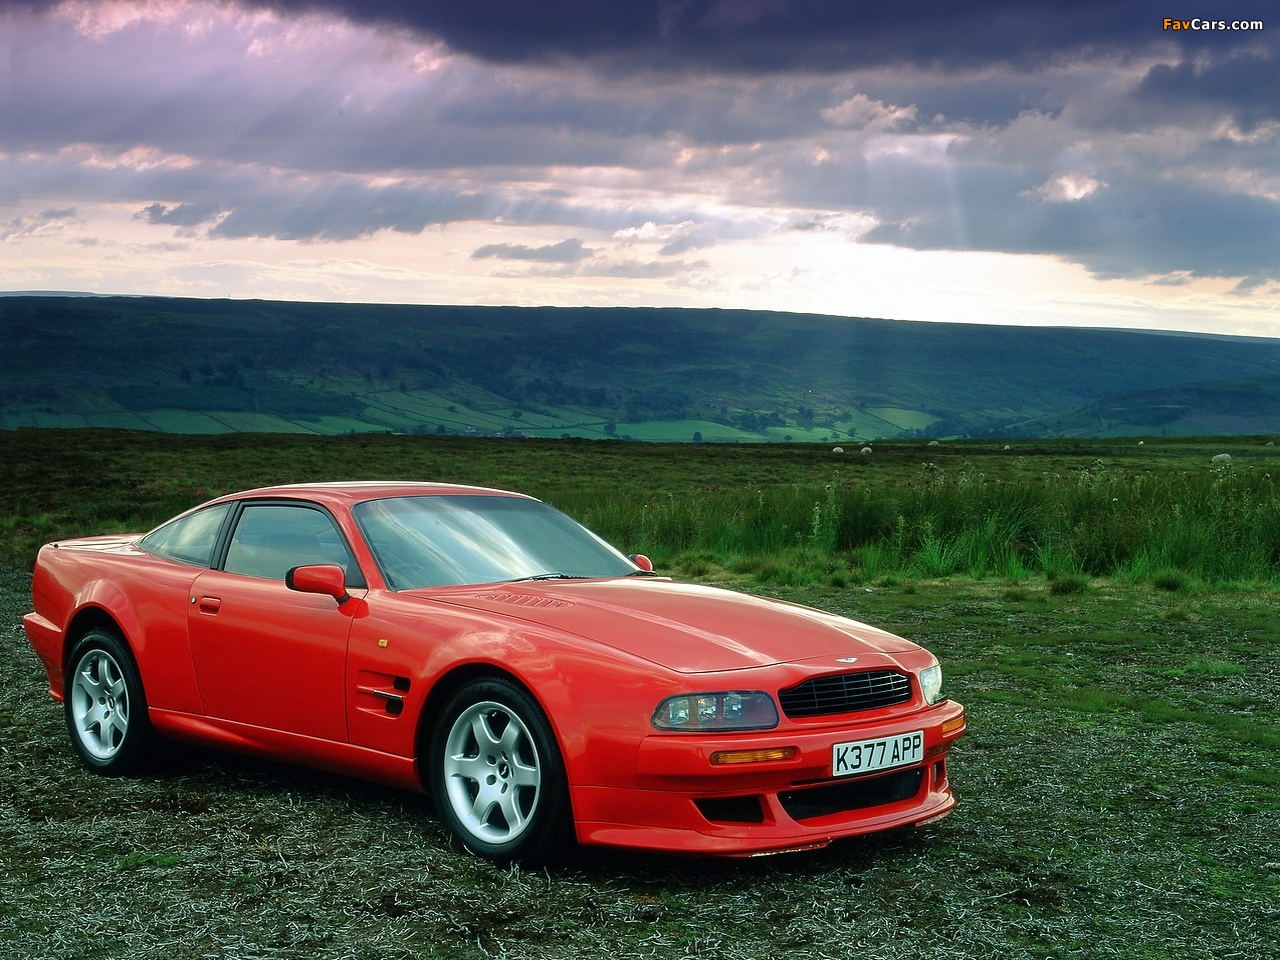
xmin=64 ymin=629 xmax=157 ymax=775
xmin=430 ymin=678 xmax=572 ymax=863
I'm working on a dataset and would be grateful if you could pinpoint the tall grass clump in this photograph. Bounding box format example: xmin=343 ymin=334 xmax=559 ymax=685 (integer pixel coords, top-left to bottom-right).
xmin=576 ymin=461 xmax=1280 ymax=586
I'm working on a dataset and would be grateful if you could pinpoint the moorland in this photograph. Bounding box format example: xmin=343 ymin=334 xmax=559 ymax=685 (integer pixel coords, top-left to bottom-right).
xmin=1 ymin=430 xmax=1277 ymax=958
xmin=7 ymin=295 xmax=1280 ymax=440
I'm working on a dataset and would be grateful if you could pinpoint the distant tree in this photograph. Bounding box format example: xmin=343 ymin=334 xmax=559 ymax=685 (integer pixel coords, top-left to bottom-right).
xmin=604 ymin=421 xmax=617 ymax=435
xmin=512 ymin=410 xmax=522 ymax=419
xmin=435 ymin=423 xmax=447 ymax=434
xmin=692 ymin=431 xmax=703 ymax=442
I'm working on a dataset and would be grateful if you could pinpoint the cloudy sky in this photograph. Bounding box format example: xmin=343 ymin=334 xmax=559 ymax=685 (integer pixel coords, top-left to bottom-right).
xmin=1 ymin=0 xmax=1276 ymax=333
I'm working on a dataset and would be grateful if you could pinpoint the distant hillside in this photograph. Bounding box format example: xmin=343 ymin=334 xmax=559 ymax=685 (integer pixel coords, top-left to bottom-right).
xmin=1007 ymin=376 xmax=1280 ymax=438
xmin=3 ymin=296 xmax=1279 ymax=440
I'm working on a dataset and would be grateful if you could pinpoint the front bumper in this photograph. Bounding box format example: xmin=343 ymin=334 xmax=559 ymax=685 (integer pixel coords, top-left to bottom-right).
xmin=572 ymin=699 xmax=965 ymax=855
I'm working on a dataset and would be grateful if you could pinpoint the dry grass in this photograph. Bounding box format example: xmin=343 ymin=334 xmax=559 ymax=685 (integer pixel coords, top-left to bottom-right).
xmin=3 ymin=565 xmax=1279 ymax=959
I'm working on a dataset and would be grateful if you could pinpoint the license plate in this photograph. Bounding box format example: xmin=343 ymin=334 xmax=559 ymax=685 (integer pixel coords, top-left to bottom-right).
xmin=832 ymin=730 xmax=923 ymax=778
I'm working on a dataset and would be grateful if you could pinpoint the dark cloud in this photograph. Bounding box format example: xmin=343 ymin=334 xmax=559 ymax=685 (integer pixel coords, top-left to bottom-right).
xmin=1135 ymin=48 xmax=1280 ymax=127
xmin=2 ymin=0 xmax=1273 ymax=289
xmin=137 ymin=202 xmax=223 ymax=227
xmin=4 ymin=0 xmax=1268 ymax=74
xmin=471 ymin=238 xmax=594 ymax=262
xmin=0 ymin=206 xmax=77 ymax=240
xmin=258 ymin=0 xmax=1269 ymax=73
xmin=859 ymin=173 xmax=1280 ymax=281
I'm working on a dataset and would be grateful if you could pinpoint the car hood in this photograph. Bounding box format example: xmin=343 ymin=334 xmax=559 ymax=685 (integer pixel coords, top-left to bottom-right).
xmin=427 ymin=578 xmax=919 ymax=674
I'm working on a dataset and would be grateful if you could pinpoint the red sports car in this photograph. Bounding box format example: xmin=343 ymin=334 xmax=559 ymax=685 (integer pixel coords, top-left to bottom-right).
xmin=23 ymin=482 xmax=965 ymax=861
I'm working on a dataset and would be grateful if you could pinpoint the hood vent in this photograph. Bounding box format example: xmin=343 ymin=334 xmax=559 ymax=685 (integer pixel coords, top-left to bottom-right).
xmin=475 ymin=592 xmax=574 ymax=609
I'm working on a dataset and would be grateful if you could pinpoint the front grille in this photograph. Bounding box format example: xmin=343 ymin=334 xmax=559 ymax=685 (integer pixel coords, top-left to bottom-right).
xmin=778 ymin=670 xmax=912 ymax=719
xmin=779 ymin=768 xmax=924 ymax=821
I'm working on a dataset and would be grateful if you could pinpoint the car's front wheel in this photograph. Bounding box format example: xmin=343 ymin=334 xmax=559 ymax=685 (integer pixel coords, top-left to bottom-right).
xmin=64 ymin=629 xmax=158 ymax=775
xmin=429 ymin=678 xmax=573 ymax=863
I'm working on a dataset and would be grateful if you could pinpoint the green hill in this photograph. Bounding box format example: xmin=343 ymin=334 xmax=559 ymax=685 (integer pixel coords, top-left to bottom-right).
xmin=3 ymin=296 xmax=1280 ymax=439
xmin=1006 ymin=376 xmax=1280 ymax=438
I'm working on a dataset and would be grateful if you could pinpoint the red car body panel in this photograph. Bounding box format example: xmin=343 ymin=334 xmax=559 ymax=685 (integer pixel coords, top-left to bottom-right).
xmin=24 ymin=481 xmax=965 ymax=856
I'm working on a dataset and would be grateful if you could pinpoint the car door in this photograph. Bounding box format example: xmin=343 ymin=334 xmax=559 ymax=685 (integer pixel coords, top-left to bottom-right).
xmin=188 ymin=501 xmax=366 ymax=742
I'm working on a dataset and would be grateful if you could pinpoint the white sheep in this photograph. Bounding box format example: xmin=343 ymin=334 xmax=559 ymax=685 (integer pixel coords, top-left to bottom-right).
xmin=861 ymin=446 xmax=873 ymax=454
xmin=1211 ymin=453 xmax=1232 ymax=463
xmin=832 ymin=446 xmax=844 ymax=454
xmin=928 ymin=440 xmax=940 ymax=447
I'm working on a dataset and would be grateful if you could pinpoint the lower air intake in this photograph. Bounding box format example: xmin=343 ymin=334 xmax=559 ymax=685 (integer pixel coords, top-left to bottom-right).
xmin=693 ymin=795 xmax=765 ymax=823
xmin=778 ymin=768 xmax=924 ymax=821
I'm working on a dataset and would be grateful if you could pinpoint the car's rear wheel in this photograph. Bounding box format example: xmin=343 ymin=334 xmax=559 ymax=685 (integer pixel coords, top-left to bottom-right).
xmin=429 ymin=677 xmax=573 ymax=863
xmin=64 ymin=629 xmax=158 ymax=775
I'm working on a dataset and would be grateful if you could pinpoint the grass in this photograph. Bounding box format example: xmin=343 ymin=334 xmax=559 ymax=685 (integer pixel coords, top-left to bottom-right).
xmin=3 ymin=565 xmax=1279 ymax=959
xmin=2 ymin=432 xmax=1280 ymax=956
xmin=4 ymin=430 xmax=1279 ymax=588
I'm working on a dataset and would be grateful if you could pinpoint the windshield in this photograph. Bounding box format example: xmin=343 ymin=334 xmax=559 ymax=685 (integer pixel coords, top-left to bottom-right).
xmin=353 ymin=495 xmax=638 ymax=590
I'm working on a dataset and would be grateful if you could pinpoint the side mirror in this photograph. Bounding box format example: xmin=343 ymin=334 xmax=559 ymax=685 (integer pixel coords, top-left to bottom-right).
xmin=628 ymin=554 xmax=654 ymax=572
xmin=286 ymin=564 xmax=351 ymax=604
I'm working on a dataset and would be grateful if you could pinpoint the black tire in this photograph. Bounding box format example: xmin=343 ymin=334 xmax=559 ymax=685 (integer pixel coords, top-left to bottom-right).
xmin=428 ymin=677 xmax=574 ymax=864
xmin=63 ymin=629 xmax=159 ymax=776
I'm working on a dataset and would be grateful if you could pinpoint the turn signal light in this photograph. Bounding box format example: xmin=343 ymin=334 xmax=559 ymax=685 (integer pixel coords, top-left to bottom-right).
xmin=941 ymin=713 xmax=966 ymax=737
xmin=710 ymin=747 xmax=796 ymax=765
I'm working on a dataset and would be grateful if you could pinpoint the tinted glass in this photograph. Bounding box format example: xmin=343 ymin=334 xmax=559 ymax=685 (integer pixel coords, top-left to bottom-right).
xmin=353 ymin=495 xmax=636 ymax=590
xmin=224 ymin=504 xmax=357 ymax=582
xmin=139 ymin=503 xmax=231 ymax=567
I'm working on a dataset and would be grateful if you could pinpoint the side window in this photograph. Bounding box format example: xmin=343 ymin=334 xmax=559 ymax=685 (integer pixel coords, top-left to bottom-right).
xmin=139 ymin=503 xmax=231 ymax=567
xmin=223 ymin=504 xmax=360 ymax=583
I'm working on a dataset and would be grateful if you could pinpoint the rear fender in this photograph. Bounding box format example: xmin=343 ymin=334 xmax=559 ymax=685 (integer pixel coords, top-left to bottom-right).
xmin=66 ymin=580 xmax=145 ymax=672
xmin=63 ymin=578 xmax=204 ymax=713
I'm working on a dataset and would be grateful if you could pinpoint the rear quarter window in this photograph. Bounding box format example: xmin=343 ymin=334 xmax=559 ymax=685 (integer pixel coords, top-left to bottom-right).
xmin=138 ymin=503 xmax=231 ymax=567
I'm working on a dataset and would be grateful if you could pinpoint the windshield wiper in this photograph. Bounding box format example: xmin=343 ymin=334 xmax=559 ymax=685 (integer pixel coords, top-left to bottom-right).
xmin=624 ymin=569 xmax=659 ymax=576
xmin=505 ymin=573 xmax=588 ymax=582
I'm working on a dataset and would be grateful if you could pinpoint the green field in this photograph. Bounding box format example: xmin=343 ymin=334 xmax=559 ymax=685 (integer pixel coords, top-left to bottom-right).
xmin=8 ymin=296 xmax=1280 ymax=441
xmin=2 ymin=431 xmax=1278 ymax=958
xmin=4 ymin=429 xmax=1279 ymax=586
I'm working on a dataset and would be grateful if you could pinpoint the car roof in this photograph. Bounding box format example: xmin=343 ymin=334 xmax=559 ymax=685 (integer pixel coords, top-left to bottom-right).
xmin=208 ymin=481 xmax=535 ymax=510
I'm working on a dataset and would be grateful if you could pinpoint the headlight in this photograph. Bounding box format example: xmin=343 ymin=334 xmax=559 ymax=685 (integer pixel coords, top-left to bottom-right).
xmin=919 ymin=664 xmax=944 ymax=705
xmin=651 ymin=691 xmax=780 ymax=731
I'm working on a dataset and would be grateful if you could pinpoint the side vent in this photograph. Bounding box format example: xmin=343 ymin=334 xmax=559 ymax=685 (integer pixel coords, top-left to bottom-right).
xmin=356 ymin=671 xmax=411 ymax=718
